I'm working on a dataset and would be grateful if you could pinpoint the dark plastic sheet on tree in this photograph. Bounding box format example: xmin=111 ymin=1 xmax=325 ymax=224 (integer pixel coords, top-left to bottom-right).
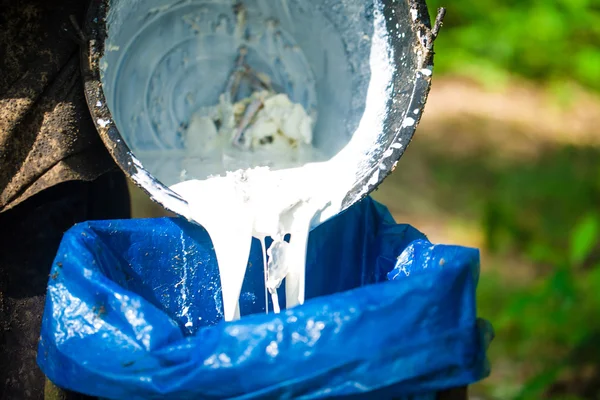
xmin=38 ymin=197 xmax=493 ymax=399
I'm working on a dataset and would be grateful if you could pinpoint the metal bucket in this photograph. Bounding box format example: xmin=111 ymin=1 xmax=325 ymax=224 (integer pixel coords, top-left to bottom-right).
xmin=81 ymin=0 xmax=438 ymax=221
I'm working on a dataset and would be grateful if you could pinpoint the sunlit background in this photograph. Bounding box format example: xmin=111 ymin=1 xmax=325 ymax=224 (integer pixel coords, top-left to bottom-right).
xmin=129 ymin=1 xmax=600 ymax=398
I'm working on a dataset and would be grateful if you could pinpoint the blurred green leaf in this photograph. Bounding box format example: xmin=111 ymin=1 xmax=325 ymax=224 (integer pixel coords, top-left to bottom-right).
xmin=574 ymin=47 xmax=600 ymax=84
xmin=427 ymin=0 xmax=600 ymax=93
xmin=570 ymin=213 xmax=599 ymax=266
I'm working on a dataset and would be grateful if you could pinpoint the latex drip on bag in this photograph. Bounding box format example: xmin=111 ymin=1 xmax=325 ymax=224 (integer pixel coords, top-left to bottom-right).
xmin=38 ymin=197 xmax=493 ymax=400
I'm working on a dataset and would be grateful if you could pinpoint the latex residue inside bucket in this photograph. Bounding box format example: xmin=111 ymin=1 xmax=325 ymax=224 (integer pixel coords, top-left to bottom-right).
xmin=101 ymin=0 xmax=377 ymax=186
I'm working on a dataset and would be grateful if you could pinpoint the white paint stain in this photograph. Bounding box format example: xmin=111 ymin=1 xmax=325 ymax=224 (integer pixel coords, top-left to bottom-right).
xmin=367 ymin=169 xmax=380 ymax=186
xmin=402 ymin=117 xmax=416 ymax=127
xmin=266 ymin=341 xmax=279 ymax=357
xmin=97 ymin=118 xmax=110 ymax=128
xmin=178 ymin=230 xmax=193 ymax=329
xmin=410 ymin=8 xmax=418 ymax=21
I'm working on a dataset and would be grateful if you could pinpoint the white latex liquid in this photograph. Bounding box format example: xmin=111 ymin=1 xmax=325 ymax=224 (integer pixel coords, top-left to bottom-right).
xmin=172 ymin=164 xmax=335 ymax=321
xmin=171 ymin=93 xmax=345 ymax=321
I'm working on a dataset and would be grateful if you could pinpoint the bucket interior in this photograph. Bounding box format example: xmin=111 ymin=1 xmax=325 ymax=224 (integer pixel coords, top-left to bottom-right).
xmin=99 ymin=0 xmax=421 ymax=188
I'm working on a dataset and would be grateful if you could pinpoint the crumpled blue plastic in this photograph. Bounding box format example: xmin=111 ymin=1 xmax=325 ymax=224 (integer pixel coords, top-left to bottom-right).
xmin=38 ymin=196 xmax=493 ymax=399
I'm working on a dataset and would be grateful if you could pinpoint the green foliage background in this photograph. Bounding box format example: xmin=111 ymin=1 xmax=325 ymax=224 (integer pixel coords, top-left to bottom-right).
xmin=420 ymin=1 xmax=600 ymax=398
xmin=427 ymin=0 xmax=600 ymax=93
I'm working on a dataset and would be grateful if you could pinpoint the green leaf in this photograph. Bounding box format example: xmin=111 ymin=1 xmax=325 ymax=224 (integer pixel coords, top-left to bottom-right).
xmin=570 ymin=213 xmax=599 ymax=266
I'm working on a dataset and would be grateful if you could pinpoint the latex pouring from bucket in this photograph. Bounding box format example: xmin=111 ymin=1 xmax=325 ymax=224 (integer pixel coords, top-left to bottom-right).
xmin=81 ymin=0 xmax=438 ymax=322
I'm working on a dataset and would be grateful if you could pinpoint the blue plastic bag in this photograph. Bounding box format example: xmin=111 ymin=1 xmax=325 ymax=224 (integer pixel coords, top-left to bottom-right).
xmin=38 ymin=197 xmax=493 ymax=399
